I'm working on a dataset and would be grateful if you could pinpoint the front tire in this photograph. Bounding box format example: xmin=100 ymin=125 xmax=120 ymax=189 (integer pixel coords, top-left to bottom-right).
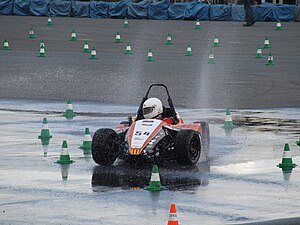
xmin=175 ymin=129 xmax=201 ymax=165
xmin=92 ymin=128 xmax=118 ymax=166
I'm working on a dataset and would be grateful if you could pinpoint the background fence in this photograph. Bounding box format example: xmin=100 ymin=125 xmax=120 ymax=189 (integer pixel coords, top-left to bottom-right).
xmin=0 ymin=0 xmax=299 ymax=21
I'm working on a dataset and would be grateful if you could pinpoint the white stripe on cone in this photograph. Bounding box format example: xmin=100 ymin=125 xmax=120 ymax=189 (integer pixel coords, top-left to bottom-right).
xmin=42 ymin=124 xmax=49 ymax=129
xmin=167 ymin=36 xmax=172 ymax=41
xmin=84 ymin=134 xmax=92 ymax=142
xmin=169 ymin=213 xmax=178 ymax=221
xmin=196 ymin=21 xmax=200 ymax=26
xmin=126 ymin=45 xmax=131 ymax=51
xmin=268 ymin=55 xmax=273 ymax=61
xmin=84 ymin=44 xmax=89 ymax=49
xmin=277 ymin=22 xmax=281 ymax=27
xmin=91 ymin=49 xmax=96 ymax=56
xmin=225 ymin=115 xmax=233 ymax=122
xmin=214 ymin=38 xmax=219 ymax=44
xmin=40 ymin=48 xmax=45 ymax=54
xmin=61 ymin=147 xmax=70 ymax=156
xmin=4 ymin=42 xmax=9 ymax=47
xmin=283 ymin=150 xmax=292 ymax=159
xmin=67 ymin=104 xmax=73 ymax=110
xmin=148 ymin=52 xmax=153 ymax=57
xmin=264 ymin=40 xmax=269 ymax=45
xmin=187 ymin=47 xmax=192 ymax=52
xmin=257 ymin=49 xmax=262 ymax=54
xmin=209 ymin=53 xmax=214 ymax=59
xmin=116 ymin=35 xmax=121 ymax=40
xmin=71 ymin=33 xmax=76 ymax=38
xmin=150 ymin=173 xmax=160 ymax=182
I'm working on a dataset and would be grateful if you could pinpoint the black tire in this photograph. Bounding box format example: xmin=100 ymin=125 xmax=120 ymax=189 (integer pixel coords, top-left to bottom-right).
xmin=200 ymin=122 xmax=210 ymax=162
xmin=92 ymin=128 xmax=118 ymax=166
xmin=175 ymin=129 xmax=201 ymax=165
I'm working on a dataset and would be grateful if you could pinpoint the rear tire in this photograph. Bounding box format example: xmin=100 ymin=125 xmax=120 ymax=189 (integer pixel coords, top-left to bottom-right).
xmin=175 ymin=129 xmax=201 ymax=165
xmin=92 ymin=128 xmax=118 ymax=166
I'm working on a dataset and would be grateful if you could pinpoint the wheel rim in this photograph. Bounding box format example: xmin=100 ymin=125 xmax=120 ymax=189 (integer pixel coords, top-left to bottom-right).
xmin=189 ymin=135 xmax=200 ymax=161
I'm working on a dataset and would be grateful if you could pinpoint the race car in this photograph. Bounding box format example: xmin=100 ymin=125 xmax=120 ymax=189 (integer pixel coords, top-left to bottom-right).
xmin=92 ymin=84 xmax=210 ymax=166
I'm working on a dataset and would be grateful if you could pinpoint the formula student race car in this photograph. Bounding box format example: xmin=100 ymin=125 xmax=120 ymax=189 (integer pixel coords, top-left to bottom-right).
xmin=92 ymin=84 xmax=210 ymax=166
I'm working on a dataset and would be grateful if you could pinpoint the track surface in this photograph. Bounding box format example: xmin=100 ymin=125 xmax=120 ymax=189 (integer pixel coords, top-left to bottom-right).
xmin=0 ymin=16 xmax=300 ymax=108
xmin=1 ymin=101 xmax=300 ymax=225
xmin=1 ymin=16 xmax=300 ymax=225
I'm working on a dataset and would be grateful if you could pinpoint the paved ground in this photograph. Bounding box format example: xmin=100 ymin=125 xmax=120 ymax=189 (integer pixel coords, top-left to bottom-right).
xmin=1 ymin=15 xmax=300 ymax=225
xmin=1 ymin=100 xmax=300 ymax=225
xmin=0 ymin=16 xmax=300 ymax=108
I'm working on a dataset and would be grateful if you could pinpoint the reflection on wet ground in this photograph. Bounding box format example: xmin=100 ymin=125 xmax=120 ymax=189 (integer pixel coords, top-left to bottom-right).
xmin=91 ymin=161 xmax=210 ymax=192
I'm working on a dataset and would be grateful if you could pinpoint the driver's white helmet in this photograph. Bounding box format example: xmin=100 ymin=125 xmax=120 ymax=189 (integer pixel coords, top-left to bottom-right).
xmin=143 ymin=98 xmax=163 ymax=119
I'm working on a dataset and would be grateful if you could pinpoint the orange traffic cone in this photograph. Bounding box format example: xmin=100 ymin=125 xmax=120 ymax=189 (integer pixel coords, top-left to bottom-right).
xmin=167 ymin=203 xmax=179 ymax=225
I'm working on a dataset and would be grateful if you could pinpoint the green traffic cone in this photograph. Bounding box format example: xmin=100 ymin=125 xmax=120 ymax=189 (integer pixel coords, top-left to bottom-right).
xmin=222 ymin=109 xmax=237 ymax=130
xmin=70 ymin=30 xmax=78 ymax=41
xmin=63 ymin=99 xmax=76 ymax=119
xmin=146 ymin=49 xmax=154 ymax=62
xmin=3 ymin=39 xmax=11 ymax=50
xmin=115 ymin=32 xmax=123 ymax=43
xmin=208 ymin=50 xmax=215 ymax=64
xmin=124 ymin=43 xmax=133 ymax=55
xmin=185 ymin=44 xmax=192 ymax=56
xmin=195 ymin=19 xmax=201 ymax=30
xmin=82 ymin=41 xmax=90 ymax=53
xmin=275 ymin=21 xmax=283 ymax=30
xmin=145 ymin=165 xmax=164 ymax=191
xmin=165 ymin=34 xmax=173 ymax=45
xmin=213 ymin=35 xmax=220 ymax=47
xmin=47 ymin=16 xmax=53 ymax=26
xmin=38 ymin=118 xmax=52 ymax=146
xmin=38 ymin=45 xmax=46 ymax=57
xmin=28 ymin=28 xmax=35 ymax=39
xmin=255 ymin=45 xmax=263 ymax=58
xmin=38 ymin=118 xmax=52 ymax=157
xmin=263 ymin=36 xmax=271 ymax=48
xmin=296 ymin=138 xmax=300 ymax=147
xmin=55 ymin=140 xmax=75 ymax=165
xmin=89 ymin=47 xmax=98 ymax=59
xmin=277 ymin=143 xmax=297 ymax=169
xmin=39 ymin=40 xmax=45 ymax=51
xmin=123 ymin=18 xmax=129 ymax=28
xmin=266 ymin=52 xmax=275 ymax=66
xmin=79 ymin=128 xmax=92 ymax=154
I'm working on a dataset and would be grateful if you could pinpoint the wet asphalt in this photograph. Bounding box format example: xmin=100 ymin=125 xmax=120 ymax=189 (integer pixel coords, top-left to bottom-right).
xmin=1 ymin=15 xmax=300 ymax=225
xmin=1 ymin=101 xmax=300 ymax=225
xmin=0 ymin=15 xmax=300 ymax=108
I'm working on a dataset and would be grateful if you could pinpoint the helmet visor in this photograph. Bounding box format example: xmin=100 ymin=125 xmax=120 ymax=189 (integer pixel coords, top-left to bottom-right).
xmin=143 ymin=106 xmax=154 ymax=116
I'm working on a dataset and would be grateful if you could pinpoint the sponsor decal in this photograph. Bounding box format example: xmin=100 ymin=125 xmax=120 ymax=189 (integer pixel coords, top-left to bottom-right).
xmin=134 ymin=137 xmax=143 ymax=141
xmin=142 ymin=120 xmax=154 ymax=123
xmin=142 ymin=123 xmax=153 ymax=126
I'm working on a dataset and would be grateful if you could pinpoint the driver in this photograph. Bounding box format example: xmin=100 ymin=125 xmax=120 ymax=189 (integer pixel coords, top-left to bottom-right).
xmin=142 ymin=98 xmax=175 ymax=125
